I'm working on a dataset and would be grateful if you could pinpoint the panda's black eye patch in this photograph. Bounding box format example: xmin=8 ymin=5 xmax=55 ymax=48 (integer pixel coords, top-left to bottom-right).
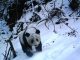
xmin=31 ymin=39 xmax=34 ymax=43
xmin=36 ymin=39 xmax=38 ymax=41
xmin=36 ymin=29 xmax=40 ymax=34
xmin=25 ymin=33 xmax=30 ymax=37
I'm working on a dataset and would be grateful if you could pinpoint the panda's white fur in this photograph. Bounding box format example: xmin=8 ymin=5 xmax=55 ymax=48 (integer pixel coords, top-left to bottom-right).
xmin=19 ymin=27 xmax=41 ymax=47
xmin=19 ymin=30 xmax=25 ymax=45
xmin=18 ymin=27 xmax=42 ymax=57
xmin=25 ymin=27 xmax=41 ymax=47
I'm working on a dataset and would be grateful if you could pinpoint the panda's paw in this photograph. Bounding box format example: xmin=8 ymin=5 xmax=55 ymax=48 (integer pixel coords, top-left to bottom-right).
xmin=26 ymin=51 xmax=33 ymax=57
xmin=36 ymin=42 xmax=42 ymax=52
xmin=22 ymin=49 xmax=27 ymax=53
xmin=36 ymin=47 xmax=42 ymax=52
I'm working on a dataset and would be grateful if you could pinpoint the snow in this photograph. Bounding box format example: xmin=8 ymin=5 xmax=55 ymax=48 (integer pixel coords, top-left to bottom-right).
xmin=12 ymin=25 xmax=80 ymax=60
xmin=12 ymin=35 xmax=80 ymax=60
xmin=0 ymin=0 xmax=80 ymax=60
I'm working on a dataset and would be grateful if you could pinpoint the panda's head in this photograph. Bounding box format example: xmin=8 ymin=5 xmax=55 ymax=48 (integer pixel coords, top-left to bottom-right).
xmin=24 ymin=27 xmax=41 ymax=47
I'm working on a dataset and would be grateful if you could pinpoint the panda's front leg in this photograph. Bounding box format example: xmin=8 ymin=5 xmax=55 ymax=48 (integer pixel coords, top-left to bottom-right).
xmin=25 ymin=48 xmax=33 ymax=57
xmin=20 ymin=43 xmax=27 ymax=53
xmin=36 ymin=42 xmax=42 ymax=52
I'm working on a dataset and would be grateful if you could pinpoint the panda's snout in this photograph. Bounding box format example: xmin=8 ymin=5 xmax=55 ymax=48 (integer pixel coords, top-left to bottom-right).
xmin=34 ymin=45 xmax=37 ymax=47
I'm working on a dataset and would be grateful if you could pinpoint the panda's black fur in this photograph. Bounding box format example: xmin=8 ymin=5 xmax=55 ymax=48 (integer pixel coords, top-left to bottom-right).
xmin=19 ymin=27 xmax=42 ymax=57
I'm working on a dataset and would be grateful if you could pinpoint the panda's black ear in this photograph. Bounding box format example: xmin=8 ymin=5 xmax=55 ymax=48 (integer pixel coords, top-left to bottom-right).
xmin=36 ymin=29 xmax=40 ymax=34
xmin=25 ymin=32 xmax=30 ymax=37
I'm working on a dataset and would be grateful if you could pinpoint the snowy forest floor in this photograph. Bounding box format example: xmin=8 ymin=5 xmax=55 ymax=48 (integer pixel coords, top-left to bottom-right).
xmin=0 ymin=0 xmax=80 ymax=60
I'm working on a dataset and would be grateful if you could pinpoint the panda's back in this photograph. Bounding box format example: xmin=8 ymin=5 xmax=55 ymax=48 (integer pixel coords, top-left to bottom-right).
xmin=18 ymin=30 xmax=25 ymax=44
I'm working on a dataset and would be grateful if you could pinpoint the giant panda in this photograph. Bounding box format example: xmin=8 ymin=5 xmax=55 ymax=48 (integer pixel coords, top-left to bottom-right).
xmin=19 ymin=27 xmax=42 ymax=57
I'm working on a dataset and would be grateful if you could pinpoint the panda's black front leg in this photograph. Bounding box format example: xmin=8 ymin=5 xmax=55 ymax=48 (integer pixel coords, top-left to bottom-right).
xmin=25 ymin=49 xmax=33 ymax=57
xmin=20 ymin=43 xmax=27 ymax=53
xmin=20 ymin=43 xmax=33 ymax=57
xmin=36 ymin=42 xmax=42 ymax=52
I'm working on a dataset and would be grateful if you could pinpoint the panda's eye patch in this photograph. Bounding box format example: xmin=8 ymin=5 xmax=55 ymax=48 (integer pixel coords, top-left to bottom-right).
xmin=31 ymin=39 xmax=34 ymax=43
xmin=36 ymin=39 xmax=38 ymax=41
xmin=36 ymin=29 xmax=40 ymax=34
xmin=25 ymin=33 xmax=30 ymax=37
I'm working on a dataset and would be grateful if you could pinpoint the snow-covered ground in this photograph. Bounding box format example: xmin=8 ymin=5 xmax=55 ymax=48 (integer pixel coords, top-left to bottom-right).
xmin=0 ymin=0 xmax=80 ymax=60
xmin=12 ymin=23 xmax=80 ymax=60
